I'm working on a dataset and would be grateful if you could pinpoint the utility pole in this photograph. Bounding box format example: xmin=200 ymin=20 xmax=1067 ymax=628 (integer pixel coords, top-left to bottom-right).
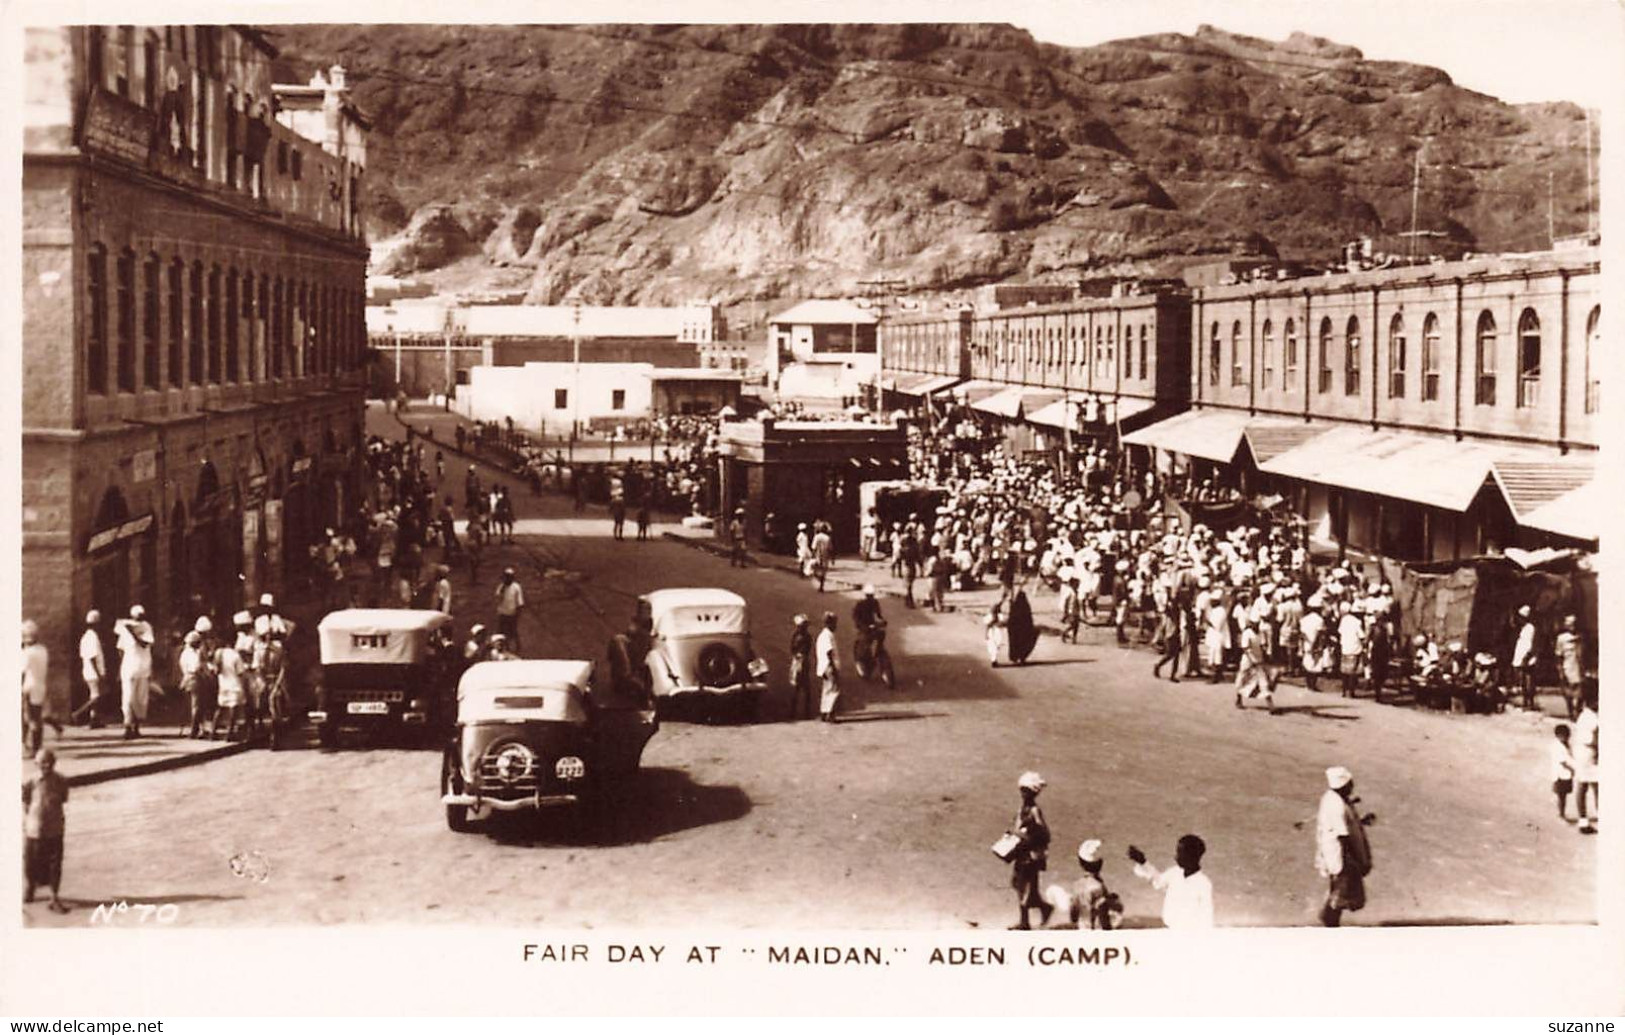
xmin=1585 ymin=107 xmax=1596 ymax=236
xmin=570 ymin=301 xmax=582 ymax=463
xmin=394 ymin=329 xmax=402 ymax=394
xmin=1548 ymin=171 xmax=1556 ymax=248
xmin=442 ymin=308 xmax=453 ymax=411
xmin=1408 ymin=144 xmax=1424 ymax=262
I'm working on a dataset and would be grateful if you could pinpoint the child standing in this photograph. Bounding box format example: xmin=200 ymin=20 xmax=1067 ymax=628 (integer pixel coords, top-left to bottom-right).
xmin=23 ymin=748 xmax=70 ymax=913
xmin=1050 ymin=839 xmax=1123 ymax=930
xmin=1551 ymin=724 xmax=1576 ymax=822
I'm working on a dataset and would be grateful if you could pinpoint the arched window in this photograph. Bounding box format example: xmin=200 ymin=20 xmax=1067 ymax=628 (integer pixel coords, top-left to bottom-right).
xmin=1585 ymin=306 xmax=1600 ymax=413
xmin=1261 ymin=320 xmax=1274 ymax=389
xmin=1139 ymin=324 xmax=1149 ymax=380
xmin=188 ymin=262 xmax=204 ymax=385
xmin=1230 ymin=320 xmax=1244 ymax=386
xmin=116 ymin=249 xmax=136 ymax=392
xmin=168 ymin=258 xmax=184 ymax=388
xmin=143 ymin=253 xmax=161 ymax=389
xmin=1387 ymin=314 xmax=1406 ymax=399
xmin=87 ymin=244 xmax=108 ymax=396
xmin=207 ymin=265 xmax=222 ymax=383
xmin=1283 ymin=318 xmax=1297 ymax=390
xmin=225 ymin=267 xmax=239 ymax=382
xmin=1475 ymin=311 xmax=1497 ymax=406
xmin=1516 ymin=308 xmax=1540 ymax=408
xmin=1421 ymin=313 xmax=1441 ymax=401
xmin=1209 ymin=322 xmax=1221 ymax=386
xmin=1123 ymin=326 xmax=1133 ymax=379
xmin=1344 ymin=316 xmax=1361 ymax=396
xmin=1317 ymin=317 xmax=1333 ymax=394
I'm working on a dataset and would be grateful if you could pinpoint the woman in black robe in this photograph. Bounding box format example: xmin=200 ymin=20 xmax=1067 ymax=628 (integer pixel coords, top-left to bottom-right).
xmin=1007 ymin=587 xmax=1038 ymax=665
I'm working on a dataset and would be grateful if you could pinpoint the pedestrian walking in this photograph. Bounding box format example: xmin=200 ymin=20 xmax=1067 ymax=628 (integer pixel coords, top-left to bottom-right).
xmin=178 ymin=631 xmax=208 ymax=738
xmin=211 ymin=635 xmax=247 ymax=741
xmin=728 ymin=508 xmax=747 ymax=567
xmin=636 ymin=499 xmax=652 ymax=541
xmin=74 ymin=611 xmax=109 ymax=728
xmin=22 ymin=748 xmax=70 ymax=913
xmin=1233 ymin=620 xmax=1277 ymax=714
xmin=20 ymin=620 xmax=49 ymax=755
xmin=1572 ymin=684 xmax=1599 ymax=834
xmin=899 ymin=534 xmax=918 ymax=607
xmin=1551 ymin=723 xmax=1576 ymax=822
xmin=113 ymin=605 xmax=155 ymax=739
xmin=494 ymin=567 xmax=526 ymax=653
xmin=1300 ymin=602 xmax=1330 ymax=692
xmin=611 ymin=495 xmax=628 ymax=541
xmin=1005 ymin=772 xmax=1053 ymax=930
xmin=1511 ymin=605 xmax=1539 ymax=710
xmin=1337 ymin=604 xmax=1364 ymax=697
xmin=1554 ymin=615 xmax=1586 ymax=720
xmin=432 ymin=564 xmax=453 ymax=614
xmin=1316 ymin=766 xmax=1374 ymax=926
xmin=985 ymin=594 xmax=1009 ymax=668
xmin=788 ymin=614 xmax=814 ymax=720
xmin=1151 ymin=600 xmax=1182 ymax=683
xmin=816 ymin=612 xmax=841 ymax=722
xmin=1128 ymin=835 xmax=1214 ymax=929
xmin=811 ymin=524 xmax=832 ymax=593
xmin=1007 ymin=588 xmax=1037 ymax=665
xmin=928 ymin=552 xmax=950 ymax=613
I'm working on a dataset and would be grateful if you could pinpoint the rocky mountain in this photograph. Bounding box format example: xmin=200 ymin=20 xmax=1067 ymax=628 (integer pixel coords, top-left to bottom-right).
xmin=267 ymin=23 xmax=1597 ymax=311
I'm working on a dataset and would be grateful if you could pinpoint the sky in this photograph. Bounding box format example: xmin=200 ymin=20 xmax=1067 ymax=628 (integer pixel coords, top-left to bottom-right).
xmin=8 ymin=0 xmax=1621 ymax=111
xmin=1009 ymin=0 xmax=1622 ymax=111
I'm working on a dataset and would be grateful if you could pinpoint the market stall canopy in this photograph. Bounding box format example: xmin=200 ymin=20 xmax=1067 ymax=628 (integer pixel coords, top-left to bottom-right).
xmin=951 ymin=379 xmax=1008 ymax=405
xmin=1120 ymin=409 xmax=1255 ymax=463
xmin=887 ymin=372 xmax=962 ymax=396
xmin=1517 ymin=481 xmax=1599 ymax=543
xmin=1260 ymin=427 xmax=1508 ymax=513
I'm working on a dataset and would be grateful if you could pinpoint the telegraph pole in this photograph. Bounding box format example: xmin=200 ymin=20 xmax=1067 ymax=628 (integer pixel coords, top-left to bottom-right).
xmin=570 ymin=302 xmax=582 ymax=463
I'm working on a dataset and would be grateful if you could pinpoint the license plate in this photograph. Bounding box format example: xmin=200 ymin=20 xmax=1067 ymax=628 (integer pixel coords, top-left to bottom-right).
xmin=347 ymin=701 xmax=389 ymax=715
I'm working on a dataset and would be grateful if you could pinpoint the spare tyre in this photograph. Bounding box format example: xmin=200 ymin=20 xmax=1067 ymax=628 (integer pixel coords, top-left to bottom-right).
xmin=697 ymin=643 xmax=743 ymax=687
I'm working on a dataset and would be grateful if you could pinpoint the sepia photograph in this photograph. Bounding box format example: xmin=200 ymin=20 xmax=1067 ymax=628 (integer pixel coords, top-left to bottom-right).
xmin=3 ymin=0 xmax=1620 ymax=1019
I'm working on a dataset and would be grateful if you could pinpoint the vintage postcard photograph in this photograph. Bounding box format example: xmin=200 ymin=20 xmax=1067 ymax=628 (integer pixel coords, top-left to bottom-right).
xmin=3 ymin=0 xmax=1621 ymax=1019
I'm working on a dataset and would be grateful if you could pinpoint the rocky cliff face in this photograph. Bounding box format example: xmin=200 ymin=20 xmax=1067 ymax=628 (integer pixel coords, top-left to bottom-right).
xmin=268 ymin=23 xmax=1596 ymax=308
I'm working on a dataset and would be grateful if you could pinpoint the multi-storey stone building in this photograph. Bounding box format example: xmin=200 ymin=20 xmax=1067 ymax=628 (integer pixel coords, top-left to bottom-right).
xmin=881 ymin=291 xmax=1192 ymax=448
xmin=22 ymin=25 xmax=371 ymax=691
xmin=1126 ymin=246 xmax=1600 ymax=558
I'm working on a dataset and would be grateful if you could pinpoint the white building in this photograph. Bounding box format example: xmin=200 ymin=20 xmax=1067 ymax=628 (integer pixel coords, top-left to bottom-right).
xmin=365 ymin=301 xmax=721 ymax=342
xmin=768 ymin=300 xmax=880 ymax=402
xmin=455 ymin=363 xmax=743 ymax=433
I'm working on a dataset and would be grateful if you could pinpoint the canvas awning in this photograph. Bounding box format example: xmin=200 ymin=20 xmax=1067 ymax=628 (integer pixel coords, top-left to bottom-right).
xmin=1120 ymin=409 xmax=1255 ymax=463
xmin=972 ymin=386 xmax=1028 ymax=417
xmin=1241 ymin=421 xmax=1335 ymax=464
xmin=1259 ymin=426 xmax=1505 ymax=512
xmin=1492 ymin=457 xmax=1596 ymax=520
xmin=887 ymin=372 xmax=962 ymax=396
xmin=1026 ymin=396 xmax=1077 ymax=430
xmin=1517 ymin=481 xmax=1599 ymax=543
xmin=952 ymin=379 xmax=1009 ymax=404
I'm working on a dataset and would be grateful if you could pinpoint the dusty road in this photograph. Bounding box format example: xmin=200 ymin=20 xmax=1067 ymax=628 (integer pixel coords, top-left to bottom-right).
xmin=24 ymin=405 xmax=1597 ymax=930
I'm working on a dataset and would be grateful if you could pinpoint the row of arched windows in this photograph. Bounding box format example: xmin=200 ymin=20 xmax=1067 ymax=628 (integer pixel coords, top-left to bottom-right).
xmin=1209 ymin=305 xmax=1601 ymax=411
xmin=84 ymin=244 xmax=366 ymax=398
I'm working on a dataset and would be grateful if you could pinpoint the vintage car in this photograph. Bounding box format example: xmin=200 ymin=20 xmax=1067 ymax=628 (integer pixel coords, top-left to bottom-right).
xmin=310 ymin=609 xmax=458 ymax=747
xmin=641 ymin=588 xmax=769 ymax=711
xmin=441 ymin=659 xmax=657 ymax=832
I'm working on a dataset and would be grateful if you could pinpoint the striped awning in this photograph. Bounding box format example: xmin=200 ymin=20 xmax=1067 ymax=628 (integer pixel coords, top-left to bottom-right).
xmin=1518 ymin=481 xmax=1599 ymax=543
xmin=1492 ymin=457 xmax=1596 ymax=519
xmin=1242 ymin=421 xmax=1335 ymax=464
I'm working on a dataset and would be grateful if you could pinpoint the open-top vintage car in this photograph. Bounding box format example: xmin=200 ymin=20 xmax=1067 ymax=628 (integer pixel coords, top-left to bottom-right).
xmin=641 ymin=588 xmax=769 ymax=715
xmin=441 ymin=659 xmax=658 ymax=832
xmin=311 ymin=609 xmax=457 ymax=748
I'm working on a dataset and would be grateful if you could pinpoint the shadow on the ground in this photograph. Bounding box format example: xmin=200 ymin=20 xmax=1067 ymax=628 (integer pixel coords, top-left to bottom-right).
xmin=1374 ymin=917 xmax=1515 ymax=927
xmin=1269 ymin=704 xmax=1362 ymax=721
xmin=483 ymin=767 xmax=751 ymax=848
xmin=828 ymin=710 xmax=949 ymax=724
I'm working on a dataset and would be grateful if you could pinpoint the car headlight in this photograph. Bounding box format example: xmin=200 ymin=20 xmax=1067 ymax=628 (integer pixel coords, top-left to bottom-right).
xmin=409 ymin=698 xmax=425 ymax=710
xmin=747 ymin=657 xmax=769 ymax=678
xmin=555 ymin=756 xmax=586 ymax=781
